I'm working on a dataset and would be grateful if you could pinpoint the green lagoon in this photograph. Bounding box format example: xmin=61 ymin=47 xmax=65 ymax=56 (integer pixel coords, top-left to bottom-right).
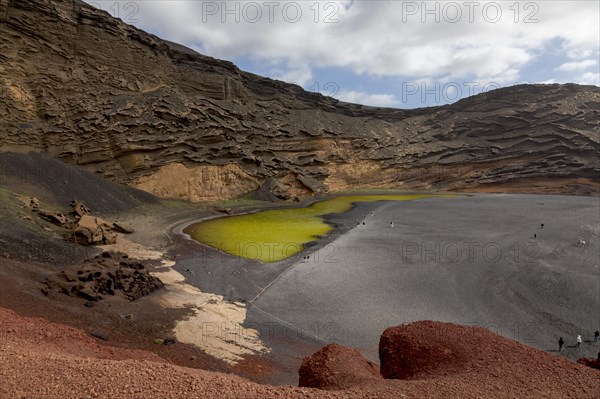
xmin=185 ymin=194 xmax=454 ymax=263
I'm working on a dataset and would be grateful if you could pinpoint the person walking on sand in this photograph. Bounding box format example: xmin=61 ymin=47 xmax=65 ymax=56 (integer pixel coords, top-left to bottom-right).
xmin=594 ymin=330 xmax=599 ymax=343
xmin=558 ymin=337 xmax=564 ymax=352
xmin=390 ymin=221 xmax=394 ymax=228
xmin=576 ymin=334 xmax=582 ymax=348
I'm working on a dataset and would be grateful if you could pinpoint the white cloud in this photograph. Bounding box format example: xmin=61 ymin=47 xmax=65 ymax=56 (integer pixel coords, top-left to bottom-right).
xmin=576 ymin=72 xmax=600 ymax=86
xmin=272 ymin=63 xmax=313 ymax=87
xmin=556 ymin=59 xmax=598 ymax=72
xmin=335 ymin=90 xmax=398 ymax=107
xmin=566 ymin=48 xmax=595 ymax=60
xmin=84 ymin=0 xmax=600 ymax=101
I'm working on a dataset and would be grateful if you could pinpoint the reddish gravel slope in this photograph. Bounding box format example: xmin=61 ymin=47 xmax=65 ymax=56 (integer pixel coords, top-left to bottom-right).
xmin=1 ymin=309 xmax=598 ymax=399
xmin=300 ymin=321 xmax=600 ymax=397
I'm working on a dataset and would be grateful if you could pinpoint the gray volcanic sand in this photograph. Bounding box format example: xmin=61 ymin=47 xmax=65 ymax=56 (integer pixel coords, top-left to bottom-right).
xmin=248 ymin=194 xmax=600 ymax=364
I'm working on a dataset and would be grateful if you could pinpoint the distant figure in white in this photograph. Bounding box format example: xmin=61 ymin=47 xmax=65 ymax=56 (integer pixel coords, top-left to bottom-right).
xmin=576 ymin=238 xmax=586 ymax=247
xmin=576 ymin=334 xmax=582 ymax=348
xmin=390 ymin=222 xmax=394 ymax=228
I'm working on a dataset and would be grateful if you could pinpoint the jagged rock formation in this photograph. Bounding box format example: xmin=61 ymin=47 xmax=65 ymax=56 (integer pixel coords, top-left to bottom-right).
xmin=1 ymin=0 xmax=599 ymax=200
xmin=19 ymin=195 xmax=131 ymax=245
xmin=44 ymin=251 xmax=164 ymax=301
xmin=70 ymin=214 xmax=118 ymax=245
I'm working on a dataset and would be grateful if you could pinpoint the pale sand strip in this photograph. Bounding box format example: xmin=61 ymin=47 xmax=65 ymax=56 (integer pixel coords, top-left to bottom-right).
xmin=100 ymin=236 xmax=270 ymax=364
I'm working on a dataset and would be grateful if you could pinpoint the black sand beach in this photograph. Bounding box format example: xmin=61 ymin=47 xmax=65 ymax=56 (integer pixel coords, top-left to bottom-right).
xmin=170 ymin=194 xmax=600 ymax=383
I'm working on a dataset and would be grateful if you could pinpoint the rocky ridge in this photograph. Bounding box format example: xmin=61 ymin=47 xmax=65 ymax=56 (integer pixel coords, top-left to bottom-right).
xmin=1 ymin=0 xmax=599 ymax=200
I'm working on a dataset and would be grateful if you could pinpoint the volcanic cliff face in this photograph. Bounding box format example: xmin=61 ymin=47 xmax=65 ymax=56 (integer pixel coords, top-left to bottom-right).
xmin=1 ymin=0 xmax=599 ymax=200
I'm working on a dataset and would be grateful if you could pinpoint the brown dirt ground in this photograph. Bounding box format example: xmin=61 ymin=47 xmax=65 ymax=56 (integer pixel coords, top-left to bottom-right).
xmin=2 ymin=307 xmax=599 ymax=399
xmin=0 ymin=257 xmax=230 ymax=374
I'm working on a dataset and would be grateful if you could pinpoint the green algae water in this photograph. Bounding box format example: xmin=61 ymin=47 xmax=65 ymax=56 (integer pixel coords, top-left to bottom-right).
xmin=185 ymin=194 xmax=454 ymax=263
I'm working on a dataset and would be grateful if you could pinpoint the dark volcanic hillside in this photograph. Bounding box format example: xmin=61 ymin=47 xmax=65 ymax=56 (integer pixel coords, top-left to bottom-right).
xmin=1 ymin=0 xmax=599 ymax=200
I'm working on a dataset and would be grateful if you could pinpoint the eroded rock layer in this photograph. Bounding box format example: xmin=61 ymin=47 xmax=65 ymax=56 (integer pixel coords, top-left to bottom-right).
xmin=1 ymin=0 xmax=599 ymax=200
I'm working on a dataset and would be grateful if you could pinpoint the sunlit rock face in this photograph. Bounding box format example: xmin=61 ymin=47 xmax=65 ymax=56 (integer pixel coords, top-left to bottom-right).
xmin=1 ymin=0 xmax=599 ymax=201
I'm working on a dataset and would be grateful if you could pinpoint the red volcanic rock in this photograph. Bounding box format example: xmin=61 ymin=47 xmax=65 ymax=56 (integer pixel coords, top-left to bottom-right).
xmin=298 ymin=321 xmax=600 ymax=397
xmin=2 ymin=310 xmax=599 ymax=399
xmin=299 ymin=343 xmax=381 ymax=390
xmin=577 ymin=357 xmax=600 ymax=370
xmin=379 ymin=321 xmax=472 ymax=379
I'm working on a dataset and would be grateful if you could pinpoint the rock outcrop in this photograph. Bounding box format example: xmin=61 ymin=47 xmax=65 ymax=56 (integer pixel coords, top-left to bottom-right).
xmin=70 ymin=214 xmax=117 ymax=245
xmin=1 ymin=0 xmax=599 ymax=200
xmin=37 ymin=209 xmax=69 ymax=225
xmin=45 ymin=252 xmax=164 ymax=301
xmin=18 ymin=196 xmax=131 ymax=245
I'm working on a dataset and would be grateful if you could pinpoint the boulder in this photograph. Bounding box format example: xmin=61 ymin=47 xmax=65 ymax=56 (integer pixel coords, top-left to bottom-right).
xmin=15 ymin=196 xmax=40 ymax=209
xmin=90 ymin=331 xmax=109 ymax=341
xmin=71 ymin=225 xmax=103 ymax=245
xmin=37 ymin=209 xmax=68 ymax=225
xmin=69 ymin=215 xmax=117 ymax=245
xmin=379 ymin=321 xmax=469 ymax=380
xmin=112 ymin=222 xmax=134 ymax=234
xmin=31 ymin=197 xmax=40 ymax=209
xmin=77 ymin=215 xmax=112 ymax=230
xmin=298 ymin=343 xmax=381 ymax=390
xmin=214 ymin=207 xmax=233 ymax=215
xmin=70 ymin=200 xmax=91 ymax=219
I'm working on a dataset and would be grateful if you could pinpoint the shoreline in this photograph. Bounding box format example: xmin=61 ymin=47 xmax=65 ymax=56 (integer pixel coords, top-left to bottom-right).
xmin=147 ymin=193 xmax=456 ymax=381
xmin=1 ymin=189 xmax=598 ymax=387
xmin=174 ymin=191 xmax=463 ymax=263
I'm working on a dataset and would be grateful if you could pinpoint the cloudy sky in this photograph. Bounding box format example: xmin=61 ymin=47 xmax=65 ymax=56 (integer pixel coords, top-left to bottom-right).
xmin=85 ymin=1 xmax=599 ymax=108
